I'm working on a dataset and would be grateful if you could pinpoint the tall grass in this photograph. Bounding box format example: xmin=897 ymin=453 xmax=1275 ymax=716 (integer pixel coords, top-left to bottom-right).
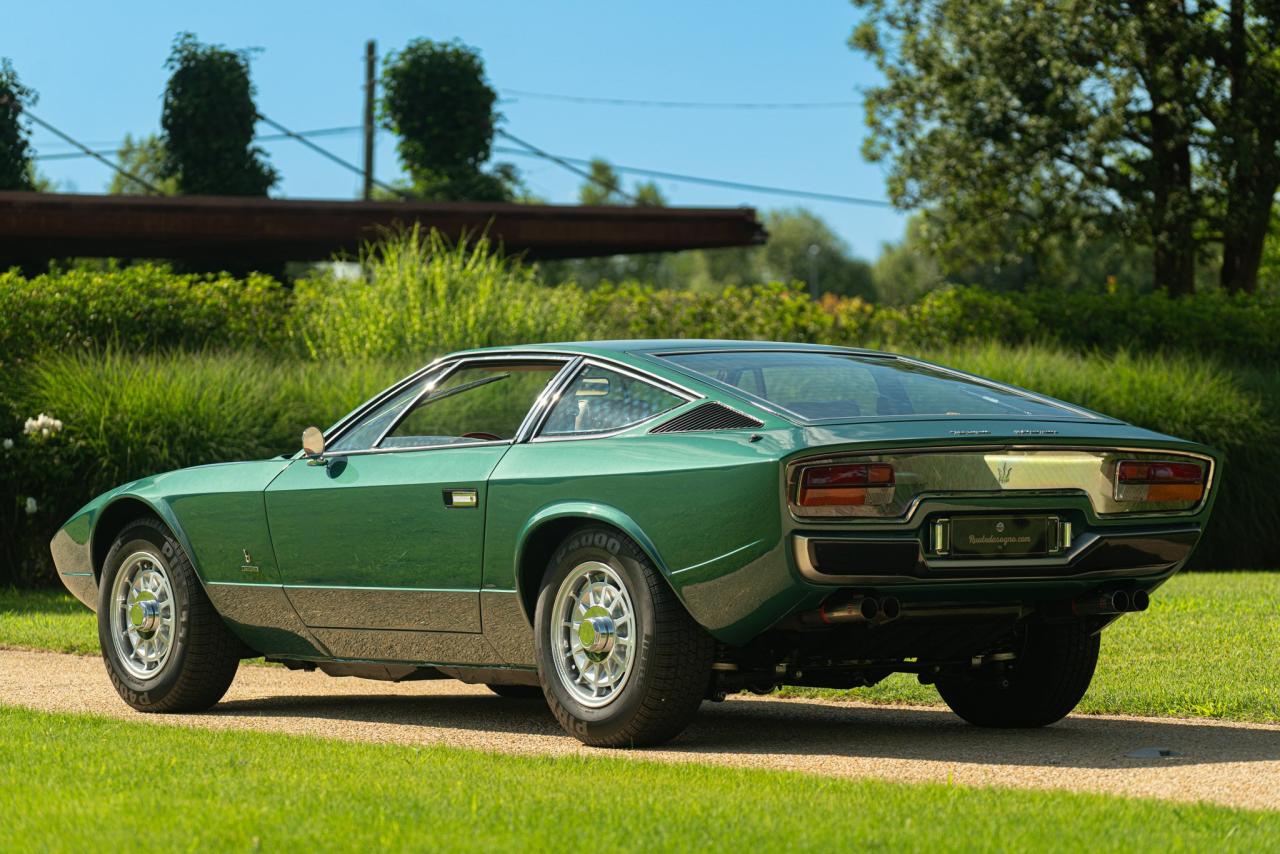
xmin=291 ymin=227 xmax=588 ymax=359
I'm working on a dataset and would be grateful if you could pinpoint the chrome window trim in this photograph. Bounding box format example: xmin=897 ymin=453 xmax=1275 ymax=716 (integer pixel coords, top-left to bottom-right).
xmin=785 ymin=444 xmax=1216 ymax=525
xmin=526 ymin=357 xmax=698 ymax=443
xmin=647 ymin=347 xmax=1106 ymax=425
xmin=318 ymin=354 xmax=573 ymax=456
xmin=318 ymin=350 xmax=702 ymax=455
xmin=515 ymin=356 xmax=584 ymax=443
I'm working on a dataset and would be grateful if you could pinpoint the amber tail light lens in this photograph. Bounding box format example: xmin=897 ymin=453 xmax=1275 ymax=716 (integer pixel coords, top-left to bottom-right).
xmin=798 ymin=463 xmax=895 ymax=507
xmin=1115 ymin=460 xmax=1205 ymax=503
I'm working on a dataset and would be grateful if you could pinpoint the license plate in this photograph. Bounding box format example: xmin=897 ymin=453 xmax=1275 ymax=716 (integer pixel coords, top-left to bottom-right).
xmin=950 ymin=516 xmax=1053 ymax=557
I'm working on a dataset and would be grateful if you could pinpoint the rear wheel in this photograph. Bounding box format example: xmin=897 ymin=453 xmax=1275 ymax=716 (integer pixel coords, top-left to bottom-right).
xmin=97 ymin=516 xmax=241 ymax=712
xmin=534 ymin=525 xmax=714 ymax=747
xmin=936 ymin=620 xmax=1100 ymax=728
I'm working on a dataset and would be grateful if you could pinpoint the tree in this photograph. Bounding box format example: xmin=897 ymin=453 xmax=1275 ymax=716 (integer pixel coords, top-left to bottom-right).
xmin=852 ymin=0 xmax=1280 ymax=295
xmin=160 ymin=33 xmax=277 ymax=196
xmin=108 ymin=134 xmax=178 ymax=196
xmin=0 ymin=59 xmax=35 ymax=191
xmin=380 ymin=39 xmax=519 ymax=201
xmin=578 ymin=158 xmax=665 ymax=207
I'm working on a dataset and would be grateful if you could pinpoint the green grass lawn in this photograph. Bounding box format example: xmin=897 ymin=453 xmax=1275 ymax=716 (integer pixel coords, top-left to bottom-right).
xmin=5 ymin=571 xmax=1278 ymax=722
xmin=0 ymin=587 xmax=97 ymax=654
xmin=1 ymin=705 xmax=1276 ymax=852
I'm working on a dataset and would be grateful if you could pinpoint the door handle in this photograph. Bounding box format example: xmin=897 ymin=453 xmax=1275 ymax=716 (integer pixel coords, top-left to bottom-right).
xmin=442 ymin=489 xmax=478 ymax=508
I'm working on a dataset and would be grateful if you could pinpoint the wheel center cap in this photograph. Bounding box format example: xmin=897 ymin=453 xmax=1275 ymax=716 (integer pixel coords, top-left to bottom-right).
xmin=579 ymin=613 xmax=616 ymax=655
xmin=129 ymin=599 xmax=161 ymax=633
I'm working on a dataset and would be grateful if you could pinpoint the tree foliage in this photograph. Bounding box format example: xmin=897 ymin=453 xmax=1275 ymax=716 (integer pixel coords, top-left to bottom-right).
xmin=379 ymin=39 xmax=518 ymax=201
xmin=852 ymin=0 xmax=1280 ymax=295
xmin=160 ymin=33 xmax=276 ymax=197
xmin=0 ymin=59 xmax=35 ymax=192
xmin=108 ymin=134 xmax=179 ymax=196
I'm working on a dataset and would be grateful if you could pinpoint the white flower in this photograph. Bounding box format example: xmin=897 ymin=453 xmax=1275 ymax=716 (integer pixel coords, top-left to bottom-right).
xmin=23 ymin=413 xmax=62 ymax=437
xmin=24 ymin=496 xmax=37 ymax=515
xmin=1 ymin=438 xmax=11 ymax=450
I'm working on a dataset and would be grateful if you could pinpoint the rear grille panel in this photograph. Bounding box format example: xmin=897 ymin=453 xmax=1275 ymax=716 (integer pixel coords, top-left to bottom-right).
xmin=650 ymin=402 xmax=763 ymax=433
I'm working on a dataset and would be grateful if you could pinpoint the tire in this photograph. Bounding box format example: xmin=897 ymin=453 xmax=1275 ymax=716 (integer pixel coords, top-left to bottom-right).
xmin=485 ymin=684 xmax=545 ymax=700
xmin=533 ymin=525 xmax=714 ymax=748
xmin=936 ymin=620 xmax=1100 ymax=728
xmin=97 ymin=516 xmax=241 ymax=712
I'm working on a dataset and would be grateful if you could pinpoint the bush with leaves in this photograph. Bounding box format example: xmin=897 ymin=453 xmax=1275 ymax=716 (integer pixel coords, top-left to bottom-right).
xmin=0 ymin=264 xmax=289 ymax=380
xmin=0 ymin=58 xmax=35 ymax=191
xmin=160 ymin=32 xmax=276 ymax=196
xmin=379 ymin=39 xmax=517 ymax=201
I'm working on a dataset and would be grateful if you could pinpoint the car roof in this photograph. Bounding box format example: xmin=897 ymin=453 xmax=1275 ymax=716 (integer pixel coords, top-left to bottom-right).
xmin=448 ymin=339 xmax=886 ymax=358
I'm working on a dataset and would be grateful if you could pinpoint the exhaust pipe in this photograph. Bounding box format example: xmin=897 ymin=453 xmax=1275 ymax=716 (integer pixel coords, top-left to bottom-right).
xmin=784 ymin=595 xmax=902 ymax=628
xmin=1072 ymin=588 xmax=1151 ymax=616
xmin=879 ymin=596 xmax=902 ymax=621
xmin=818 ymin=596 xmax=880 ymax=624
xmin=1072 ymin=589 xmax=1130 ymax=616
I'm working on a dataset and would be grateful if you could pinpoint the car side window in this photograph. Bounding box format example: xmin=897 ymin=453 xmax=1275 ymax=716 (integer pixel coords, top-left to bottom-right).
xmin=379 ymin=361 xmax=563 ymax=449
xmin=539 ymin=365 xmax=683 ymax=437
xmin=326 ymin=375 xmax=437 ymax=452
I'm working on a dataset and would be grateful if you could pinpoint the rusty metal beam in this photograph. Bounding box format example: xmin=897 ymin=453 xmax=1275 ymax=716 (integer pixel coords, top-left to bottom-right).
xmin=0 ymin=191 xmax=765 ymax=265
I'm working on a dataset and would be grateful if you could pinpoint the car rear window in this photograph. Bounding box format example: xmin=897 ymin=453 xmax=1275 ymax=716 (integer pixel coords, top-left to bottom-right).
xmin=661 ymin=351 xmax=1084 ymax=421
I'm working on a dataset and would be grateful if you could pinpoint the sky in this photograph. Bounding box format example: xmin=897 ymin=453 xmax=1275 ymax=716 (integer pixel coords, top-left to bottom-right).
xmin=7 ymin=1 xmax=908 ymax=259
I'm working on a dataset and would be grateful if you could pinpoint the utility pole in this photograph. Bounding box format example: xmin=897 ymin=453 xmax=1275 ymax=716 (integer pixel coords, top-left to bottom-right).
xmin=362 ymin=39 xmax=376 ymax=201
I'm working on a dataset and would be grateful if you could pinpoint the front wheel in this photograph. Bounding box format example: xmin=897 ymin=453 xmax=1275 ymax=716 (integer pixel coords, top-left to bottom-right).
xmin=936 ymin=620 xmax=1100 ymax=728
xmin=97 ymin=516 xmax=242 ymax=712
xmin=534 ymin=525 xmax=714 ymax=747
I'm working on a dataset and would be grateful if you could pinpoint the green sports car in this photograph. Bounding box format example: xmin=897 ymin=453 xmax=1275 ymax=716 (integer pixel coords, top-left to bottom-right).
xmin=52 ymin=340 xmax=1219 ymax=746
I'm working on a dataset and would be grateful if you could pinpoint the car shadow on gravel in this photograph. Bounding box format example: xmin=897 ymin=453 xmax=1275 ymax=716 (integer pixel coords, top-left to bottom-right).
xmin=208 ymin=689 xmax=1280 ymax=769
xmin=677 ymin=699 xmax=1280 ymax=769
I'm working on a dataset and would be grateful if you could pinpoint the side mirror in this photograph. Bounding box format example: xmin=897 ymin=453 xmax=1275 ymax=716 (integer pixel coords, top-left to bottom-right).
xmin=301 ymin=426 xmax=326 ymax=464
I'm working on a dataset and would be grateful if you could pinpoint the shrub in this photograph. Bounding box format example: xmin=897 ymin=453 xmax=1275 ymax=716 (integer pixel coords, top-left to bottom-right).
xmin=0 ymin=264 xmax=289 ymax=374
xmin=291 ymin=228 xmax=587 ymax=359
xmin=589 ymin=281 xmax=833 ymax=342
xmin=820 ymin=285 xmax=1280 ymax=364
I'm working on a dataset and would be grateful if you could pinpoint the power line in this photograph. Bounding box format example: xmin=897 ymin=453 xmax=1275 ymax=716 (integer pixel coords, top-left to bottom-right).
xmin=17 ymin=107 xmax=163 ymax=193
xmin=501 ymin=88 xmax=860 ymax=110
xmin=492 ymin=145 xmax=894 ymax=208
xmin=29 ymin=119 xmax=893 ymax=209
xmin=254 ymin=113 xmax=409 ymax=199
xmin=494 ymin=129 xmax=638 ymax=203
xmin=34 ymin=125 xmax=365 ymax=161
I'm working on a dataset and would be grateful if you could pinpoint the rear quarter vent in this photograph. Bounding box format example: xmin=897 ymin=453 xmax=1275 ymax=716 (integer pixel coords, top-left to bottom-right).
xmin=650 ymin=402 xmax=764 ymax=433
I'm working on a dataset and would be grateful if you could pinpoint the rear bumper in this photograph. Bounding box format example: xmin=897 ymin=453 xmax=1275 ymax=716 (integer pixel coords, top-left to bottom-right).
xmin=794 ymin=524 xmax=1200 ymax=585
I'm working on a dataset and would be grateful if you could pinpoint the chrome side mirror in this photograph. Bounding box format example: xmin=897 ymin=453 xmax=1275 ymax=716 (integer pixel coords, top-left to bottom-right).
xmin=302 ymin=426 xmax=327 ymax=465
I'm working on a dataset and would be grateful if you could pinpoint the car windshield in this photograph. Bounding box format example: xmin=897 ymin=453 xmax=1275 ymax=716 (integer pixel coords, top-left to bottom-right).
xmin=661 ymin=351 xmax=1084 ymax=421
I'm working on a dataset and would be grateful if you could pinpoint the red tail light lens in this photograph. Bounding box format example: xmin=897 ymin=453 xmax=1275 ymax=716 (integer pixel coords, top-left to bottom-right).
xmin=1115 ymin=460 xmax=1205 ymax=503
xmin=799 ymin=463 xmax=895 ymax=507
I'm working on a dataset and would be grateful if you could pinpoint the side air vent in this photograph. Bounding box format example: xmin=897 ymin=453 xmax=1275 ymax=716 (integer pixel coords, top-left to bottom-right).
xmin=650 ymin=402 xmax=764 ymax=433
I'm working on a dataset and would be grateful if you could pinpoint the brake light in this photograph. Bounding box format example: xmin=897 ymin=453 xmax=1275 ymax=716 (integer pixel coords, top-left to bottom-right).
xmin=798 ymin=463 xmax=895 ymax=507
xmin=1115 ymin=460 xmax=1205 ymax=503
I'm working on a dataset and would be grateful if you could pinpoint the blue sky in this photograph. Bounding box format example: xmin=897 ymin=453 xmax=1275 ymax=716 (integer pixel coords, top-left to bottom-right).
xmin=8 ymin=1 xmax=908 ymax=259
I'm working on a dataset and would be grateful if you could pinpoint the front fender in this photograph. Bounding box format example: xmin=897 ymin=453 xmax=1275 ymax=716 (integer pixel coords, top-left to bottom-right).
xmin=50 ymin=486 xmax=204 ymax=611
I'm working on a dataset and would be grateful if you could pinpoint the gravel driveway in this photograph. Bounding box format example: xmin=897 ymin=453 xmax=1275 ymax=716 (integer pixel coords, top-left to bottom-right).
xmin=5 ymin=648 xmax=1278 ymax=811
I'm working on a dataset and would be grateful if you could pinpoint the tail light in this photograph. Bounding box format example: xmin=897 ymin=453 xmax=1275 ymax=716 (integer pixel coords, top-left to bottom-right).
xmin=798 ymin=463 xmax=895 ymax=507
xmin=1114 ymin=460 xmax=1205 ymax=503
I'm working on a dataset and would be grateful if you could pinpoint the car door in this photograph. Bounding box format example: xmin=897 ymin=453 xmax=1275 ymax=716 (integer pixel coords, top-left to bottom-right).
xmin=264 ymin=356 xmax=569 ymax=635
